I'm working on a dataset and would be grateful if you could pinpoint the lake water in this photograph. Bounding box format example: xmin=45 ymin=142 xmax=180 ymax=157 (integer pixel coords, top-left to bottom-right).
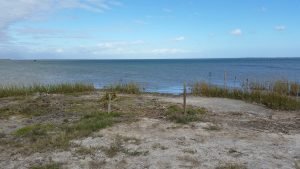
xmin=1 ymin=58 xmax=300 ymax=94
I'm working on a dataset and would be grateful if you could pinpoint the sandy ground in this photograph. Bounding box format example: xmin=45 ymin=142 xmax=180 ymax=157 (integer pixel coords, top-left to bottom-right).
xmin=0 ymin=94 xmax=299 ymax=169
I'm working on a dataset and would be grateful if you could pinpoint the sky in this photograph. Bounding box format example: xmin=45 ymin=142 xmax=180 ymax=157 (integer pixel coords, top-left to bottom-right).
xmin=0 ymin=0 xmax=299 ymax=59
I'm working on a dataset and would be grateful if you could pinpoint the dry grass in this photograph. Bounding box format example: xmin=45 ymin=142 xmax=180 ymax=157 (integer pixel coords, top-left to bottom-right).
xmin=0 ymin=83 xmax=95 ymax=98
xmin=104 ymin=82 xmax=142 ymax=94
xmin=191 ymin=81 xmax=300 ymax=110
xmin=166 ymin=105 xmax=207 ymax=124
xmin=216 ymin=163 xmax=247 ymax=169
xmin=12 ymin=112 xmax=121 ymax=153
xmin=30 ymin=163 xmax=61 ymax=169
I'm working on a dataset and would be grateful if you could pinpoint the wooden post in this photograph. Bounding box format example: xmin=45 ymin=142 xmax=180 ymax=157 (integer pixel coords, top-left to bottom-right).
xmin=183 ymin=83 xmax=187 ymax=115
xmin=297 ymin=84 xmax=299 ymax=101
xmin=224 ymin=71 xmax=227 ymax=90
xmin=108 ymin=93 xmax=111 ymax=114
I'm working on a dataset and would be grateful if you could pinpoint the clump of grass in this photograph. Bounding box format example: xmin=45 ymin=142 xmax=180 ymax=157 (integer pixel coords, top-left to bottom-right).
xmin=216 ymin=163 xmax=247 ymax=169
xmin=102 ymin=135 xmax=148 ymax=158
xmin=30 ymin=163 xmax=61 ymax=169
xmin=104 ymin=82 xmax=142 ymax=94
xmin=0 ymin=83 xmax=95 ymax=98
xmin=204 ymin=124 xmax=222 ymax=131
xmin=166 ymin=105 xmax=207 ymax=124
xmin=14 ymin=124 xmax=54 ymax=138
xmin=76 ymin=146 xmax=95 ymax=155
xmin=13 ymin=112 xmax=121 ymax=153
xmin=191 ymin=81 xmax=300 ymax=111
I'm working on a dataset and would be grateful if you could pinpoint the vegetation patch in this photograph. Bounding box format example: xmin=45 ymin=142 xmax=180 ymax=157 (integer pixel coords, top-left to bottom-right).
xmin=204 ymin=124 xmax=222 ymax=131
xmin=0 ymin=83 xmax=95 ymax=98
xmin=30 ymin=163 xmax=61 ymax=169
xmin=191 ymin=81 xmax=300 ymax=111
xmin=102 ymin=134 xmax=148 ymax=158
xmin=215 ymin=163 xmax=247 ymax=169
xmin=12 ymin=112 xmax=121 ymax=153
xmin=166 ymin=105 xmax=207 ymax=124
xmin=104 ymin=82 xmax=142 ymax=94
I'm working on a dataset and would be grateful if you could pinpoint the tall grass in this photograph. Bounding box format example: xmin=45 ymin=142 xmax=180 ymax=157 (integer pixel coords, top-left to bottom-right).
xmin=104 ymin=82 xmax=142 ymax=94
xmin=191 ymin=81 xmax=300 ymax=111
xmin=0 ymin=83 xmax=95 ymax=98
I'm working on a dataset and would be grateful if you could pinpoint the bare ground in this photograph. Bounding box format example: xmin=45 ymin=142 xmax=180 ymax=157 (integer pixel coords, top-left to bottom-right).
xmin=0 ymin=93 xmax=299 ymax=169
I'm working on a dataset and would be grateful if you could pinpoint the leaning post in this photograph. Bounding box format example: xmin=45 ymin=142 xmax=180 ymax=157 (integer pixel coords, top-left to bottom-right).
xmin=108 ymin=93 xmax=111 ymax=114
xmin=183 ymin=82 xmax=187 ymax=115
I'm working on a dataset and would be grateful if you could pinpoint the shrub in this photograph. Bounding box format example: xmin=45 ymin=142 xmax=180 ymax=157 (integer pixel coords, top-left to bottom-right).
xmin=104 ymin=82 xmax=142 ymax=94
xmin=166 ymin=105 xmax=206 ymax=124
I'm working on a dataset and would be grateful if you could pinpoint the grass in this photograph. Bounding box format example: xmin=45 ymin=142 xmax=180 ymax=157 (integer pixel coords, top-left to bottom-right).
xmin=166 ymin=105 xmax=207 ymax=124
xmin=191 ymin=81 xmax=300 ymax=111
xmin=204 ymin=124 xmax=222 ymax=131
xmin=216 ymin=163 xmax=247 ymax=169
xmin=30 ymin=163 xmax=61 ymax=169
xmin=12 ymin=112 xmax=121 ymax=153
xmin=102 ymin=134 xmax=148 ymax=158
xmin=104 ymin=82 xmax=142 ymax=94
xmin=0 ymin=83 xmax=95 ymax=98
xmin=14 ymin=124 xmax=54 ymax=137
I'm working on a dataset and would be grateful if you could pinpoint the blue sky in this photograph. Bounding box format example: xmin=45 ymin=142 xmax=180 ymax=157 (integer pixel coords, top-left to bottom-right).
xmin=0 ymin=0 xmax=299 ymax=59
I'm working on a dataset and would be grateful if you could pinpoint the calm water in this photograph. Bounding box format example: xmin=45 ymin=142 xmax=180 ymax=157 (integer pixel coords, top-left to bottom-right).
xmin=0 ymin=58 xmax=300 ymax=94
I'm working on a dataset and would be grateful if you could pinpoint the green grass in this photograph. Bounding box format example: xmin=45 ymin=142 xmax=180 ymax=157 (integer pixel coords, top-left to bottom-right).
xmin=104 ymin=82 xmax=142 ymax=94
xmin=166 ymin=105 xmax=207 ymax=124
xmin=0 ymin=83 xmax=95 ymax=98
xmin=14 ymin=124 xmax=54 ymax=137
xmin=216 ymin=163 xmax=247 ymax=169
xmin=13 ymin=112 xmax=121 ymax=153
xmin=191 ymin=81 xmax=300 ymax=111
xmin=30 ymin=163 xmax=61 ymax=169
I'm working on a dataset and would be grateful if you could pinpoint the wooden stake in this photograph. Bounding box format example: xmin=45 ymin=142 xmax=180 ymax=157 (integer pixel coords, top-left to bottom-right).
xmin=183 ymin=83 xmax=187 ymax=115
xmin=224 ymin=71 xmax=227 ymax=90
xmin=297 ymin=84 xmax=299 ymax=101
xmin=108 ymin=93 xmax=111 ymax=114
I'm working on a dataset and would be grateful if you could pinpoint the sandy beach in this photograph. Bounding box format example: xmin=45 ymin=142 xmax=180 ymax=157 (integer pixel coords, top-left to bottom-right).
xmin=0 ymin=91 xmax=299 ymax=169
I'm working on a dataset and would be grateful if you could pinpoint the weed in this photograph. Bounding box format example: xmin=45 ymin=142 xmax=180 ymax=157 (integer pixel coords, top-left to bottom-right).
xmin=216 ymin=163 xmax=247 ymax=169
xmin=166 ymin=105 xmax=207 ymax=124
xmin=104 ymin=82 xmax=142 ymax=94
xmin=0 ymin=83 xmax=95 ymax=98
xmin=191 ymin=81 xmax=300 ymax=110
xmin=30 ymin=163 xmax=61 ymax=169
xmin=204 ymin=124 xmax=221 ymax=131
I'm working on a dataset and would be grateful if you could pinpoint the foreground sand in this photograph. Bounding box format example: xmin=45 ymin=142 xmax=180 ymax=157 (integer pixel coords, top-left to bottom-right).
xmin=0 ymin=92 xmax=299 ymax=169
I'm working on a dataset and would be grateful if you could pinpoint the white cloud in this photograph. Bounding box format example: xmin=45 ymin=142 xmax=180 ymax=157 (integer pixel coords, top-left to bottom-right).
xmin=55 ymin=48 xmax=64 ymax=53
xmin=151 ymin=48 xmax=187 ymax=55
xmin=230 ymin=29 xmax=242 ymax=36
xmin=97 ymin=40 xmax=144 ymax=49
xmin=275 ymin=25 xmax=286 ymax=31
xmin=0 ymin=0 xmax=120 ymax=42
xmin=172 ymin=36 xmax=185 ymax=41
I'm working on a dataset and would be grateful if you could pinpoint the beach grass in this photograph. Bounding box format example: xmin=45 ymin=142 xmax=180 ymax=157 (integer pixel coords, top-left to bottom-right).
xmin=0 ymin=83 xmax=95 ymax=98
xmin=104 ymin=82 xmax=142 ymax=94
xmin=13 ymin=111 xmax=121 ymax=153
xmin=166 ymin=105 xmax=207 ymax=124
xmin=191 ymin=81 xmax=300 ymax=110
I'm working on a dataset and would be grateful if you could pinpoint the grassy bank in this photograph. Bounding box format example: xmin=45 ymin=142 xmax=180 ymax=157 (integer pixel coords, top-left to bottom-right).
xmin=0 ymin=83 xmax=95 ymax=98
xmin=191 ymin=81 xmax=300 ymax=110
xmin=104 ymin=82 xmax=142 ymax=94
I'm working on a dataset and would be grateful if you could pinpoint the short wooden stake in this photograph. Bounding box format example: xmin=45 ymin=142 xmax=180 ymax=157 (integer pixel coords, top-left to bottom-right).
xmin=108 ymin=93 xmax=111 ymax=114
xmin=183 ymin=83 xmax=187 ymax=115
